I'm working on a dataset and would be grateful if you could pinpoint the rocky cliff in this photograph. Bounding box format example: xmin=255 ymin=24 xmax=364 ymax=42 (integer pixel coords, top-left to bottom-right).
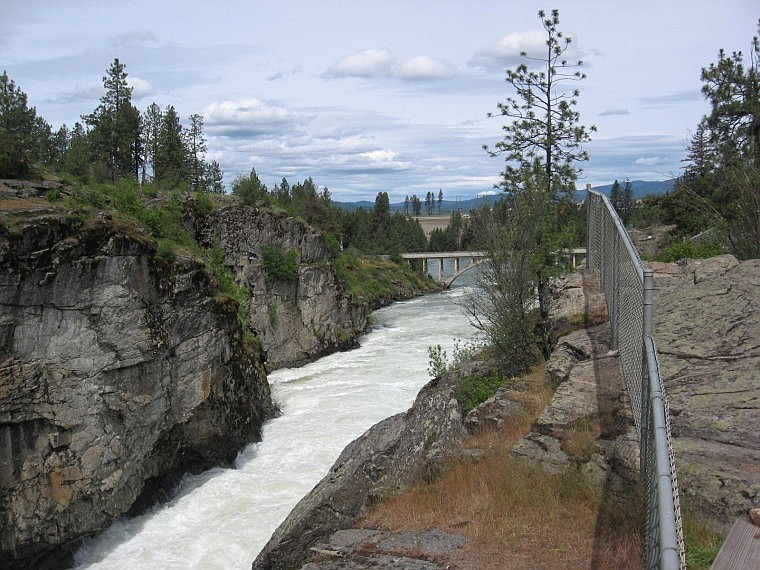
xmin=0 ymin=209 xmax=274 ymax=569
xmin=195 ymin=205 xmax=369 ymax=370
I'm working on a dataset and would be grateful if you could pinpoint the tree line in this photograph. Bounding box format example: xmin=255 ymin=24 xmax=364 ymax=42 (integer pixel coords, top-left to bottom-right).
xmin=1 ymin=59 xmax=223 ymax=192
xmin=632 ymin=22 xmax=759 ymax=260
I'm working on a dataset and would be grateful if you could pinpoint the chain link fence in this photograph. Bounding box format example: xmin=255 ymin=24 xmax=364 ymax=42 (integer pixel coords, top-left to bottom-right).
xmin=586 ymin=189 xmax=685 ymax=570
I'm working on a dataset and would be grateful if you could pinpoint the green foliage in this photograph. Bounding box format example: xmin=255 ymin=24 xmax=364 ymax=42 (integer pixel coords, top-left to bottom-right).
xmin=332 ymin=248 xmax=436 ymax=307
xmin=193 ymin=190 xmax=213 ymax=216
xmin=664 ymin=26 xmax=760 ymax=260
xmin=0 ymin=70 xmax=45 ymax=178
xmin=427 ymin=345 xmax=449 ymax=378
xmin=465 ymin=162 xmax=558 ymax=369
xmin=267 ymin=303 xmax=278 ymax=327
xmin=454 ymin=372 xmax=510 ymax=413
xmin=485 ymin=9 xmax=595 ymax=199
xmin=233 ymin=168 xmax=269 ymax=206
xmin=206 ymin=246 xmax=249 ymax=328
xmin=324 ymin=232 xmax=342 ymax=257
xmin=261 ymin=245 xmax=299 ymax=283
xmin=47 ymin=188 xmax=62 ymax=202
xmin=682 ymin=510 xmax=723 ymax=569
xmin=654 ymin=237 xmax=724 ymax=262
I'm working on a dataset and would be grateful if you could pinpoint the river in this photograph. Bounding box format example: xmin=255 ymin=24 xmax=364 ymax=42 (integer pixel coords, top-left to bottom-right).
xmin=72 ymin=282 xmax=479 ymax=569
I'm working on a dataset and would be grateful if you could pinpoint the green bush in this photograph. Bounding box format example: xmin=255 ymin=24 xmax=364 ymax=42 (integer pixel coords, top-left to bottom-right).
xmin=324 ymin=232 xmax=342 ymax=257
xmin=261 ymin=245 xmax=299 ymax=283
xmin=454 ymin=372 xmax=510 ymax=413
xmin=655 ymin=237 xmax=724 ymax=263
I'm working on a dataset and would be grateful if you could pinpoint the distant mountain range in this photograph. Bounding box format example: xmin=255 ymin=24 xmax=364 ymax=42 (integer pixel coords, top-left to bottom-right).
xmin=581 ymin=179 xmax=675 ymax=201
xmin=332 ymin=179 xmax=676 ymax=213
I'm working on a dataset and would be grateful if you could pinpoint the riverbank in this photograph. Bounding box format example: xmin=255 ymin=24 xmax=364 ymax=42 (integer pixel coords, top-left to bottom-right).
xmin=254 ymin=258 xmax=757 ymax=568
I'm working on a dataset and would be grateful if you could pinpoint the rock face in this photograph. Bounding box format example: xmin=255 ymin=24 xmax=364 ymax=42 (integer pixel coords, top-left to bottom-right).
xmin=0 ymin=213 xmax=274 ymax=569
xmin=521 ymin=256 xmax=760 ymax=531
xmin=512 ymin=270 xmax=639 ymax=493
xmin=198 ymin=206 xmax=369 ymax=370
xmin=650 ymin=255 xmax=759 ymax=531
xmin=252 ymin=363 xmax=472 ymax=569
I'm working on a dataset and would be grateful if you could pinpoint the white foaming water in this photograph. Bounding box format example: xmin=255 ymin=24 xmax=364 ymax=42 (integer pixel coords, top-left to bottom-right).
xmin=72 ymin=285 xmax=478 ymax=569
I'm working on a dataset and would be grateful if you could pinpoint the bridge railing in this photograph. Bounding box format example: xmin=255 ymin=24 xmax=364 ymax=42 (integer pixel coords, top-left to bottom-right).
xmin=586 ymin=189 xmax=686 ymax=570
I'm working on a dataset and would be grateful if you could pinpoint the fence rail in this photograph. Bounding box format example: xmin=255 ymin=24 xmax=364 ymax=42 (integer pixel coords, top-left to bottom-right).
xmin=586 ymin=189 xmax=685 ymax=570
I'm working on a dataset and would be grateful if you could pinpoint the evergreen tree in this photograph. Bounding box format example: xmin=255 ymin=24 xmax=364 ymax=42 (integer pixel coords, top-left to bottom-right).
xmin=0 ymin=71 xmax=42 ymax=178
xmin=153 ymin=105 xmax=187 ymax=187
xmin=404 ymin=195 xmax=410 ymax=216
xmin=412 ymin=194 xmax=422 ymax=216
xmin=609 ymin=179 xmax=621 ymax=213
xmin=205 ymin=160 xmax=224 ymax=193
xmin=232 ymin=167 xmax=267 ymax=205
xmin=84 ymin=58 xmax=141 ymax=182
xmin=683 ymin=23 xmax=760 ymax=259
xmin=438 ymin=189 xmax=443 ymax=214
xmin=621 ymin=179 xmax=634 ymax=225
xmin=141 ymin=102 xmax=162 ymax=186
xmin=186 ymin=113 xmax=207 ymax=192
xmin=485 ymin=9 xmax=595 ymax=198
xmin=58 ymin=122 xmax=91 ymax=181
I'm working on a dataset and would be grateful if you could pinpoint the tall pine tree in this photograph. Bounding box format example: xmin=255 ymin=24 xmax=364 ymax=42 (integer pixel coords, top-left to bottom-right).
xmin=84 ymin=59 xmax=141 ymax=182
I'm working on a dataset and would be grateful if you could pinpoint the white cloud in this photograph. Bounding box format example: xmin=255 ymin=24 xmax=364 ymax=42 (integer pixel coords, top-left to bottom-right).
xmin=361 ymin=149 xmax=398 ymax=161
xmin=468 ymin=29 xmax=546 ymax=69
xmin=599 ymin=108 xmax=629 ymax=116
xmin=127 ymin=76 xmax=153 ymax=98
xmin=324 ymin=48 xmax=394 ymax=78
xmin=397 ymin=55 xmax=456 ymax=81
xmin=634 ymin=156 xmax=663 ymax=166
xmin=203 ymin=98 xmax=292 ymax=136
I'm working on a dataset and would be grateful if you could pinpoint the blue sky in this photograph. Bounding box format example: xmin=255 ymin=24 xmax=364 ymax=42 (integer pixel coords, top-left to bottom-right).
xmin=2 ymin=1 xmax=756 ymax=201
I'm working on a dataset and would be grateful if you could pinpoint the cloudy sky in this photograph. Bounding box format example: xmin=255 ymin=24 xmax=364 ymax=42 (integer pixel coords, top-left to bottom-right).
xmin=2 ymin=1 xmax=756 ymax=201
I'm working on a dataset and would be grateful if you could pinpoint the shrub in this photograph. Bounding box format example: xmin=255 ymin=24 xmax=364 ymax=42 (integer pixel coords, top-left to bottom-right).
xmin=454 ymin=372 xmax=510 ymax=412
xmin=261 ymin=245 xmax=299 ymax=283
xmin=655 ymin=237 xmax=724 ymax=262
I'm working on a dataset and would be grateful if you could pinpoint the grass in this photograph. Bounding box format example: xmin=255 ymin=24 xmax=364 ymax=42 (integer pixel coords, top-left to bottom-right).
xmin=682 ymin=507 xmax=724 ymax=569
xmin=362 ymin=368 xmax=645 ymax=569
xmin=332 ymin=249 xmax=439 ymax=307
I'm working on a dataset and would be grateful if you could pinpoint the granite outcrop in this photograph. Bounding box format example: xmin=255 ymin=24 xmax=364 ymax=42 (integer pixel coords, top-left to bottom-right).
xmin=0 ymin=209 xmax=274 ymax=568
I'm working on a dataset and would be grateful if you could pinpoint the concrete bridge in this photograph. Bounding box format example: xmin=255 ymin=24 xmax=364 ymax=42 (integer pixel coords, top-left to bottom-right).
xmin=400 ymin=248 xmax=587 ymax=287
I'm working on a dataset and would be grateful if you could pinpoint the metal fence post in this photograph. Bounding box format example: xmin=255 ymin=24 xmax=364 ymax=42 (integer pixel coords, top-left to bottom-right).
xmin=643 ymin=268 xmax=654 ymax=338
xmin=611 ymin=231 xmax=620 ymax=349
xmin=586 ymin=192 xmax=592 ymax=269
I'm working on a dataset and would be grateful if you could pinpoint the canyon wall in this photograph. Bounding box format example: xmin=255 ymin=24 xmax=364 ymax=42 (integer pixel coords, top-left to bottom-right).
xmin=0 ymin=210 xmax=274 ymax=568
xmin=196 ymin=205 xmax=370 ymax=370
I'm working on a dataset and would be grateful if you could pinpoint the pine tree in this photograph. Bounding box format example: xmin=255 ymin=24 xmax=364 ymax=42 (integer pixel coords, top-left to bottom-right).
xmin=186 ymin=113 xmax=207 ymax=192
xmin=610 ymin=179 xmax=621 ymax=213
xmin=485 ymin=9 xmax=595 ymax=198
xmin=153 ymin=105 xmax=187 ymax=187
xmin=205 ymin=160 xmax=224 ymax=193
xmin=141 ymin=102 xmax=162 ymax=186
xmin=621 ymin=180 xmax=634 ymax=225
xmin=438 ymin=189 xmax=443 ymax=214
xmin=0 ymin=71 xmax=42 ymax=178
xmin=84 ymin=58 xmax=141 ymax=182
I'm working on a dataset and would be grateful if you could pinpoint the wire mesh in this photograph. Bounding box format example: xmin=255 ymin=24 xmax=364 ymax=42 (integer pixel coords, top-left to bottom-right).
xmin=586 ymin=190 xmax=685 ymax=570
